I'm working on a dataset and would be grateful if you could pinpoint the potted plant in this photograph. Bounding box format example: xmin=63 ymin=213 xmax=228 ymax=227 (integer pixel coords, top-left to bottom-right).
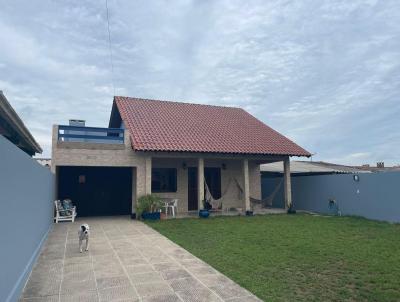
xmin=160 ymin=211 xmax=166 ymax=220
xmin=199 ymin=200 xmax=210 ymax=218
xmin=136 ymin=194 xmax=163 ymax=220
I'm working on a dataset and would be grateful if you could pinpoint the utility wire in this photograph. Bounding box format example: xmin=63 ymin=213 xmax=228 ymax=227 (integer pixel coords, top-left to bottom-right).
xmin=105 ymin=0 xmax=116 ymax=96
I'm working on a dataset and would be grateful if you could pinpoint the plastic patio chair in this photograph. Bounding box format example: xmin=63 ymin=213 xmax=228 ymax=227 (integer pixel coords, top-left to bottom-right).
xmin=164 ymin=199 xmax=178 ymax=218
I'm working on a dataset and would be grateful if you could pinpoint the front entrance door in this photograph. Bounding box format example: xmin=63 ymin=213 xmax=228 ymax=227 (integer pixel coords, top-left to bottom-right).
xmin=205 ymin=167 xmax=221 ymax=199
xmin=187 ymin=167 xmax=198 ymax=211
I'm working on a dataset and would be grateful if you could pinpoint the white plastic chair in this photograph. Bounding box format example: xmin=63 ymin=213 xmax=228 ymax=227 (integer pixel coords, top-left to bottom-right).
xmin=54 ymin=200 xmax=77 ymax=223
xmin=164 ymin=199 xmax=178 ymax=218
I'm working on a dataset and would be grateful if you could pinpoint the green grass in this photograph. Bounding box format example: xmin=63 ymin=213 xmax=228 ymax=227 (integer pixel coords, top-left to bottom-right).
xmin=147 ymin=214 xmax=400 ymax=301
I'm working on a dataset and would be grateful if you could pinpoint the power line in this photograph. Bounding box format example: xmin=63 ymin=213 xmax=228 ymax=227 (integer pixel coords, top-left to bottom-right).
xmin=105 ymin=0 xmax=115 ymax=96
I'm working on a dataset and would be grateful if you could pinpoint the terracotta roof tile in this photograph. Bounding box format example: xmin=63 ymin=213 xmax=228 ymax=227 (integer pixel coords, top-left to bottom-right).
xmin=115 ymin=96 xmax=310 ymax=157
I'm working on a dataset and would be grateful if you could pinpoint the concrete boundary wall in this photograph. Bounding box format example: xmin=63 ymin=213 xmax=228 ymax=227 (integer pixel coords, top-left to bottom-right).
xmin=0 ymin=135 xmax=55 ymax=302
xmin=262 ymin=172 xmax=400 ymax=223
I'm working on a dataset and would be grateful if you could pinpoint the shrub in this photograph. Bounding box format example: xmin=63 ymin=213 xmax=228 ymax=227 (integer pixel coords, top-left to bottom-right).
xmin=136 ymin=194 xmax=163 ymax=219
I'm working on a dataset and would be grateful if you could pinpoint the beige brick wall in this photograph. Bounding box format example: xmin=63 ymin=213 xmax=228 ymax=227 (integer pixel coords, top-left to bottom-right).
xmin=249 ymin=161 xmax=262 ymax=200
xmin=151 ymin=158 xmax=194 ymax=213
xmin=51 ymin=125 xmax=146 ymax=169
xmin=51 ymin=125 xmax=147 ymax=210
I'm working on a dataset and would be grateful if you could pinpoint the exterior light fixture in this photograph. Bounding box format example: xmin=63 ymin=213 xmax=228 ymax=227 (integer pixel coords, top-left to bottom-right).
xmin=182 ymin=162 xmax=187 ymax=170
xmin=221 ymin=163 xmax=227 ymax=170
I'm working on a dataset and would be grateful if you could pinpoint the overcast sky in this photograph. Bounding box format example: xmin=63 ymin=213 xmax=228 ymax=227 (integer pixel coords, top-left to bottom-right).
xmin=1 ymin=0 xmax=399 ymax=165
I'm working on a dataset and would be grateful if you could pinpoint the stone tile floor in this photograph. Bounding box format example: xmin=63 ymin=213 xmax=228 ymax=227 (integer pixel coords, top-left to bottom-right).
xmin=20 ymin=216 xmax=262 ymax=302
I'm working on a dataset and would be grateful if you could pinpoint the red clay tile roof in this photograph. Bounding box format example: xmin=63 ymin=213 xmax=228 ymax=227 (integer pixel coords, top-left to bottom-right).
xmin=114 ymin=96 xmax=311 ymax=157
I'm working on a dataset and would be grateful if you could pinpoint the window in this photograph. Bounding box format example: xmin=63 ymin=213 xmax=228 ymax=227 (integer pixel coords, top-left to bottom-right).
xmin=151 ymin=168 xmax=177 ymax=192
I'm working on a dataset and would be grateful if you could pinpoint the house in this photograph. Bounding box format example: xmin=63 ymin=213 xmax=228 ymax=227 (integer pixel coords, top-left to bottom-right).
xmin=357 ymin=162 xmax=400 ymax=173
xmin=51 ymin=96 xmax=310 ymax=217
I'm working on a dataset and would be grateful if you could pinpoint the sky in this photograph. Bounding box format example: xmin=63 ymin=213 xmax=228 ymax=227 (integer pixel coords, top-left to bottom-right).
xmin=0 ymin=0 xmax=399 ymax=165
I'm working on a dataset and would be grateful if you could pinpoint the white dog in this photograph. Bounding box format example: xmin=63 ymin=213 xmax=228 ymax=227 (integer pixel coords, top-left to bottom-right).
xmin=78 ymin=224 xmax=90 ymax=253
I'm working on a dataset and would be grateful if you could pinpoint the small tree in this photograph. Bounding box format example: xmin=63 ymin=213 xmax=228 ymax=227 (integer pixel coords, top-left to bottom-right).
xmin=136 ymin=194 xmax=163 ymax=219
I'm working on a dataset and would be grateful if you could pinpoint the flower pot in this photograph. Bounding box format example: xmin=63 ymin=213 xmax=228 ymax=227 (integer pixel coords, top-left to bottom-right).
xmin=199 ymin=209 xmax=210 ymax=218
xmin=141 ymin=212 xmax=161 ymax=220
xmin=245 ymin=210 xmax=254 ymax=216
xmin=130 ymin=213 xmax=137 ymax=220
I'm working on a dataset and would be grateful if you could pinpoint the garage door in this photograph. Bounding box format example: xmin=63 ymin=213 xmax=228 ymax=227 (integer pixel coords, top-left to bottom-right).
xmin=58 ymin=166 xmax=132 ymax=217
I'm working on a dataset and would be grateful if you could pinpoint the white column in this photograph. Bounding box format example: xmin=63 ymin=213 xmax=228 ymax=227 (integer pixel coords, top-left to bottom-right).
xmin=243 ymin=159 xmax=251 ymax=212
xmin=131 ymin=167 xmax=137 ymax=215
xmin=198 ymin=158 xmax=204 ymax=210
xmin=145 ymin=156 xmax=152 ymax=195
xmin=283 ymin=157 xmax=292 ymax=209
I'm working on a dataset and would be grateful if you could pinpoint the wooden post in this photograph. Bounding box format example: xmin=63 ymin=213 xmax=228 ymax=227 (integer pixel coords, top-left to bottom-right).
xmin=283 ymin=157 xmax=292 ymax=209
xmin=145 ymin=156 xmax=152 ymax=195
xmin=198 ymin=158 xmax=204 ymax=210
xmin=243 ymin=159 xmax=251 ymax=212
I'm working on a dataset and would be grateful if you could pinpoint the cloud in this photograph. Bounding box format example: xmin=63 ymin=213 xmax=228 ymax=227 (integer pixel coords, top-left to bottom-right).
xmin=0 ymin=0 xmax=399 ymax=166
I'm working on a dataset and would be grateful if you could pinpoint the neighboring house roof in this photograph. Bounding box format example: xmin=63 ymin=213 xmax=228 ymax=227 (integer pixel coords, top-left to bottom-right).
xmin=0 ymin=91 xmax=42 ymax=156
xmin=356 ymin=165 xmax=400 ymax=173
xmin=111 ymin=96 xmax=311 ymax=156
xmin=261 ymin=161 xmax=370 ymax=174
xmin=36 ymin=158 xmax=51 ymax=168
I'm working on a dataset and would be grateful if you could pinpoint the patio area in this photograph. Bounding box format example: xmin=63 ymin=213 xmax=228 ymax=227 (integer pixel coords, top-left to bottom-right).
xmin=20 ymin=216 xmax=261 ymax=302
xmin=172 ymin=207 xmax=286 ymax=219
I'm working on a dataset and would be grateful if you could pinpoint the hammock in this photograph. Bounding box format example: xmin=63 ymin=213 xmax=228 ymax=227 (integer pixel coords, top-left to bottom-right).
xmin=205 ymin=177 xmax=283 ymax=210
xmin=234 ymin=177 xmax=283 ymax=208
xmin=250 ymin=179 xmax=283 ymax=208
xmin=204 ymin=177 xmax=242 ymax=211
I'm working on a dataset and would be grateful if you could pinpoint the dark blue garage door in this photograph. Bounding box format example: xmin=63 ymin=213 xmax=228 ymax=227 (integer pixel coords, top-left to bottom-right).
xmin=58 ymin=166 xmax=132 ymax=217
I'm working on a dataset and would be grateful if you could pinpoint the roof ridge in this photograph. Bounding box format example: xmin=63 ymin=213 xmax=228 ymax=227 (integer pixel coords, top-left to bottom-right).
xmin=114 ymin=96 xmax=243 ymax=110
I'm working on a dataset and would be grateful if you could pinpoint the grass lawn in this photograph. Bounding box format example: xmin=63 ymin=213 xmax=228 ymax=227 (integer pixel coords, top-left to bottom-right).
xmin=147 ymin=214 xmax=400 ymax=301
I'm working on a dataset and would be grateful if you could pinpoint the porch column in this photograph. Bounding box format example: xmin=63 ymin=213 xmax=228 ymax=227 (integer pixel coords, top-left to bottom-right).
xmin=131 ymin=167 xmax=137 ymax=215
xmin=283 ymin=157 xmax=292 ymax=209
xmin=145 ymin=156 xmax=152 ymax=195
xmin=243 ymin=159 xmax=251 ymax=212
xmin=198 ymin=158 xmax=204 ymax=210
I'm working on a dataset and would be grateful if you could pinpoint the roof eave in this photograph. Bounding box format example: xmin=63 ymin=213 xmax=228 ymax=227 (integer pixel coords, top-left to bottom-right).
xmin=132 ymin=146 xmax=311 ymax=157
xmin=0 ymin=91 xmax=42 ymax=155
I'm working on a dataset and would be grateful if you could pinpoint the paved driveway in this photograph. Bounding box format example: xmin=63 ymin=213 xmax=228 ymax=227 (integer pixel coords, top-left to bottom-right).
xmin=20 ymin=217 xmax=261 ymax=302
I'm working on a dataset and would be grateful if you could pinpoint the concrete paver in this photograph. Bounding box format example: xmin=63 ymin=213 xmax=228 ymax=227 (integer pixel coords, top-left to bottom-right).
xmin=20 ymin=217 xmax=262 ymax=302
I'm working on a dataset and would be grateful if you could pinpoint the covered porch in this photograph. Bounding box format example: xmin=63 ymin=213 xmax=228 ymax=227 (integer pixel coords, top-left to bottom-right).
xmin=172 ymin=207 xmax=287 ymax=219
xmin=137 ymin=153 xmax=293 ymax=217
